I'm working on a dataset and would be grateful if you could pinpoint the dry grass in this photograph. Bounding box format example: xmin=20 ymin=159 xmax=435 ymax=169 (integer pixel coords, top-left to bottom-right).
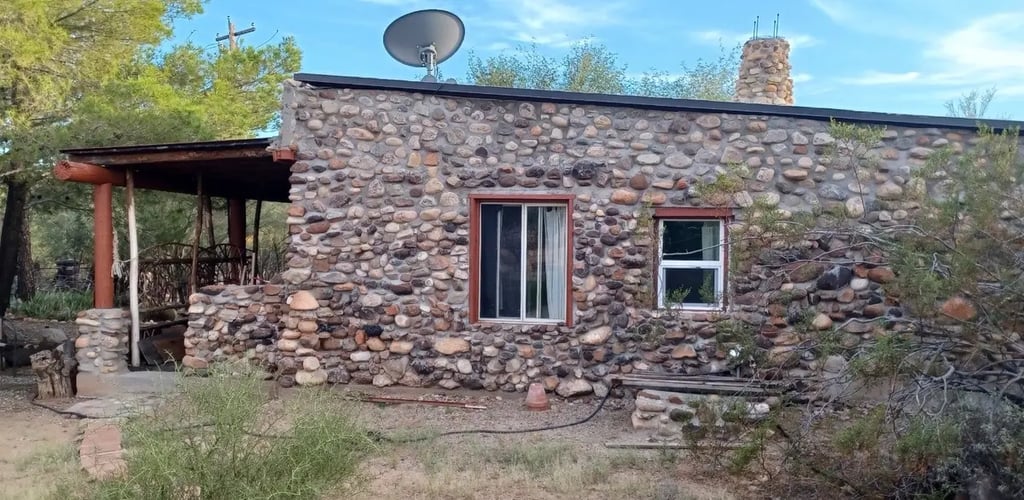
xmin=9 ymin=443 xmax=87 ymax=500
xmin=346 ymin=436 xmax=736 ymax=500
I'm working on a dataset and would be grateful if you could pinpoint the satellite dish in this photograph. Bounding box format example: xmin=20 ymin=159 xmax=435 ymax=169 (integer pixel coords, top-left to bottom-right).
xmin=383 ymin=9 xmax=465 ymax=82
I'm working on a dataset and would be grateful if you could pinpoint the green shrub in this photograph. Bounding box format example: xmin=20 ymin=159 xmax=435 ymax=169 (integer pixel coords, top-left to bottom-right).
xmin=85 ymin=363 xmax=375 ymax=500
xmin=11 ymin=291 xmax=92 ymax=320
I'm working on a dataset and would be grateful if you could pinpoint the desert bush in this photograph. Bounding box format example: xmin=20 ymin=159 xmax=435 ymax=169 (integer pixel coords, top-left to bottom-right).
xmin=84 ymin=363 xmax=375 ymax=500
xmin=684 ymin=122 xmax=1024 ymax=498
xmin=10 ymin=290 xmax=92 ymax=320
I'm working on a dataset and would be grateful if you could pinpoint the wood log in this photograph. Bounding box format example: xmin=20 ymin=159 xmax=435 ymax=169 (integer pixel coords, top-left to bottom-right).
xmin=127 ymin=169 xmax=141 ymax=368
xmin=30 ymin=347 xmax=74 ymax=399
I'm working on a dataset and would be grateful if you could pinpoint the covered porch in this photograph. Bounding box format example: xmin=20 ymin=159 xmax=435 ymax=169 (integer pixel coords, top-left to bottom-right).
xmin=52 ymin=137 xmax=294 ymax=379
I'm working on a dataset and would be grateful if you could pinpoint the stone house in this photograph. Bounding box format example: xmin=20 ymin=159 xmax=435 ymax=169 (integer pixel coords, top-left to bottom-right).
xmin=62 ymin=38 xmax=1024 ymax=397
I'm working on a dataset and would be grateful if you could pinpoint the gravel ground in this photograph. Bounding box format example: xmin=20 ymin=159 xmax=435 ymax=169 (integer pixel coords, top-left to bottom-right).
xmin=0 ymin=372 xmax=741 ymax=499
xmin=332 ymin=385 xmax=639 ymax=447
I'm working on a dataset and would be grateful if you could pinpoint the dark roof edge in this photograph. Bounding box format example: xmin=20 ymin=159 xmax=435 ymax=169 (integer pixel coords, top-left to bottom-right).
xmin=61 ymin=137 xmax=274 ymax=156
xmin=294 ymin=73 xmax=1024 ymax=135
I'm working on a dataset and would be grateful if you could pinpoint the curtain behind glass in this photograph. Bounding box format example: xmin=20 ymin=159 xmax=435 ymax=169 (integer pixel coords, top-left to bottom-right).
xmin=542 ymin=207 xmax=566 ymax=320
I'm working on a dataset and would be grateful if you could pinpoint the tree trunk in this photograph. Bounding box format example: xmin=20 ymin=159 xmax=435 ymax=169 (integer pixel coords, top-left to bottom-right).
xmin=30 ymin=347 xmax=75 ymax=399
xmin=0 ymin=177 xmax=29 ymax=316
xmin=15 ymin=214 xmax=36 ymax=301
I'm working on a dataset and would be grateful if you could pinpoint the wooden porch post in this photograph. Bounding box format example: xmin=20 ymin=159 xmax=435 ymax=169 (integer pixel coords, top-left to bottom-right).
xmin=228 ymin=198 xmax=246 ymax=282
xmin=126 ymin=170 xmax=140 ymax=367
xmin=93 ymin=183 xmax=114 ymax=308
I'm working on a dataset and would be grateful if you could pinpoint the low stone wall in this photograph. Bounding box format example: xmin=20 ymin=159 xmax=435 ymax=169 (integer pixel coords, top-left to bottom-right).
xmin=631 ymin=389 xmax=772 ymax=433
xmin=74 ymin=308 xmax=130 ymax=374
xmin=182 ymin=284 xmax=285 ymax=369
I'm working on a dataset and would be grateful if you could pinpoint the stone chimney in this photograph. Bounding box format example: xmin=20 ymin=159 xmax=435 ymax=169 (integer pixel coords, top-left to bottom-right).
xmin=734 ymin=37 xmax=793 ymax=105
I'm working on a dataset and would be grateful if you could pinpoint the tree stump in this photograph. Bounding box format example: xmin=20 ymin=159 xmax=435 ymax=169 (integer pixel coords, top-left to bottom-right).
xmin=30 ymin=347 xmax=74 ymax=399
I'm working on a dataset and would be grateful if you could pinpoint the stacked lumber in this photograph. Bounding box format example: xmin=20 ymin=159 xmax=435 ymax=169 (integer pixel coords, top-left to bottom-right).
xmin=611 ymin=371 xmax=791 ymax=396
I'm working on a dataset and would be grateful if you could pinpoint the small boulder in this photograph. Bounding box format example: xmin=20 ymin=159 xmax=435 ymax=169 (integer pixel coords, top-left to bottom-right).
xmin=867 ymin=267 xmax=896 ymax=284
xmin=811 ymin=313 xmax=833 ymax=330
xmin=295 ymin=369 xmax=328 ymax=386
xmin=816 ymin=266 xmax=853 ymax=290
xmin=182 ymin=355 xmax=208 ymax=370
xmin=555 ymin=378 xmax=593 ymax=398
xmin=580 ymin=326 xmax=612 ymax=345
xmin=287 ymin=291 xmax=318 ymax=311
xmin=670 ymin=345 xmax=697 ymax=359
xmin=434 ymin=337 xmax=470 ymax=355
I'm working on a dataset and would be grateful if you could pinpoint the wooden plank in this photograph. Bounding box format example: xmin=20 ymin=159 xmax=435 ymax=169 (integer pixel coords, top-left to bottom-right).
xmin=66 ymin=145 xmax=271 ymax=166
xmin=615 ymin=379 xmax=777 ymax=395
xmin=618 ymin=372 xmax=790 ymax=385
xmin=139 ymin=303 xmax=187 ymax=315
xmin=617 ymin=378 xmax=786 ymax=390
xmin=138 ymin=318 xmax=188 ymax=331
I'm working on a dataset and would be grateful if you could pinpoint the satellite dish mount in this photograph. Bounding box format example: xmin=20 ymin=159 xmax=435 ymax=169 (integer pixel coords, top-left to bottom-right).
xmin=384 ymin=9 xmax=465 ymax=82
xmin=419 ymin=43 xmax=438 ymax=77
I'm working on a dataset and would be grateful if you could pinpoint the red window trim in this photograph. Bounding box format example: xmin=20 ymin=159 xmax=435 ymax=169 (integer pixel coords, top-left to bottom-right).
xmin=654 ymin=207 xmax=733 ymax=218
xmin=651 ymin=207 xmax=734 ymax=310
xmin=468 ymin=194 xmax=575 ymax=327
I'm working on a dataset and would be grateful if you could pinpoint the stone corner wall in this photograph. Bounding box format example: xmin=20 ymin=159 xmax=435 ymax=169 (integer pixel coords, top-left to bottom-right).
xmin=74 ymin=308 xmax=130 ymax=374
xmin=735 ymin=37 xmax=793 ymax=105
xmin=257 ymin=80 xmax=1024 ymax=396
xmin=182 ymin=284 xmax=285 ymax=369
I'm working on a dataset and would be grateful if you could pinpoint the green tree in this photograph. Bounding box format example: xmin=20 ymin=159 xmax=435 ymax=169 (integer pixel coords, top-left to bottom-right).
xmin=0 ymin=1 xmax=301 ymax=315
xmin=467 ymin=39 xmax=739 ymax=100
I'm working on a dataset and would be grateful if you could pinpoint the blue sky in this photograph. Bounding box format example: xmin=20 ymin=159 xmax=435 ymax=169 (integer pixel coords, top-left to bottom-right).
xmin=172 ymin=0 xmax=1024 ymax=118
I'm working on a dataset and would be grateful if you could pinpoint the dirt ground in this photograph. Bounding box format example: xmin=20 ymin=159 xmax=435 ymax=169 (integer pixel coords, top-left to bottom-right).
xmin=0 ymin=370 xmax=746 ymax=500
xmin=0 ymin=370 xmax=82 ymax=500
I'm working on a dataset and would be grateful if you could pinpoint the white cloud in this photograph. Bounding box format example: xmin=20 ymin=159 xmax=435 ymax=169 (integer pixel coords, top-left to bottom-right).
xmin=838 ymin=12 xmax=1024 ymax=95
xmin=808 ymin=0 xmax=855 ymax=23
xmin=840 ymin=71 xmax=921 ymax=85
xmin=690 ymin=30 xmax=819 ymax=50
xmin=793 ymin=73 xmax=814 ymax=83
xmin=483 ymin=41 xmax=512 ymax=52
xmin=924 ymin=12 xmax=1024 ymax=85
xmin=472 ymin=0 xmax=626 ymax=47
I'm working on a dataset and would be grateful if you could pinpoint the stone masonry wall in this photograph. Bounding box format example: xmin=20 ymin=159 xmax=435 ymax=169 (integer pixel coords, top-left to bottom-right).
xmin=240 ymin=79 xmax=1023 ymax=395
xmin=74 ymin=308 xmax=130 ymax=374
xmin=735 ymin=37 xmax=793 ymax=105
xmin=182 ymin=284 xmax=284 ymax=369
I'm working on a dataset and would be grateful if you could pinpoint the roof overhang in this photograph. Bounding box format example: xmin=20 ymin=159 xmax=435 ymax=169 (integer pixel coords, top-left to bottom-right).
xmin=55 ymin=137 xmax=293 ymax=202
xmin=294 ymin=73 xmax=1024 ymax=134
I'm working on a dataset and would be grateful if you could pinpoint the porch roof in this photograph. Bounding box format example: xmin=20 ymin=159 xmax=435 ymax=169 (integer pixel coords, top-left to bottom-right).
xmin=57 ymin=137 xmax=293 ymax=202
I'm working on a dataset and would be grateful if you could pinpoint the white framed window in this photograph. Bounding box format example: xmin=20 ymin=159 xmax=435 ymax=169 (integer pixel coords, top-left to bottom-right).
xmin=658 ymin=219 xmax=725 ymax=310
xmin=477 ymin=202 xmax=568 ymax=322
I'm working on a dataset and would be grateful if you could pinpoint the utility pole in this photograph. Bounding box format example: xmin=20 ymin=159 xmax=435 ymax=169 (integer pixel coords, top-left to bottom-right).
xmin=215 ymin=17 xmax=256 ymax=51
xmin=215 ymin=17 xmax=257 ymax=283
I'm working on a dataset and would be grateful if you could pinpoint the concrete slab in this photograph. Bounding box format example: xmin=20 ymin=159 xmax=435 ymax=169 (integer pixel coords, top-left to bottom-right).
xmin=65 ymin=394 xmax=164 ymax=419
xmin=77 ymin=371 xmax=178 ymax=398
xmin=79 ymin=424 xmax=126 ymax=480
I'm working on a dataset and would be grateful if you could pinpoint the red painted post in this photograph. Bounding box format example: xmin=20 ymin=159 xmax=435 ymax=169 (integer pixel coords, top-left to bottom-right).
xmin=93 ymin=183 xmax=114 ymax=308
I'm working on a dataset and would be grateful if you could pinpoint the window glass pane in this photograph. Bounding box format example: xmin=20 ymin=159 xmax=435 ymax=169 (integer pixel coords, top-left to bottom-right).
xmin=479 ymin=205 xmax=500 ymax=318
xmin=664 ymin=268 xmax=718 ymax=305
xmin=480 ymin=203 xmax=566 ymax=321
xmin=526 ymin=206 xmax=540 ymax=318
xmin=497 ymin=205 xmax=522 ymax=318
xmin=662 ymin=221 xmax=720 ymax=261
xmin=523 ymin=206 xmax=567 ymax=320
